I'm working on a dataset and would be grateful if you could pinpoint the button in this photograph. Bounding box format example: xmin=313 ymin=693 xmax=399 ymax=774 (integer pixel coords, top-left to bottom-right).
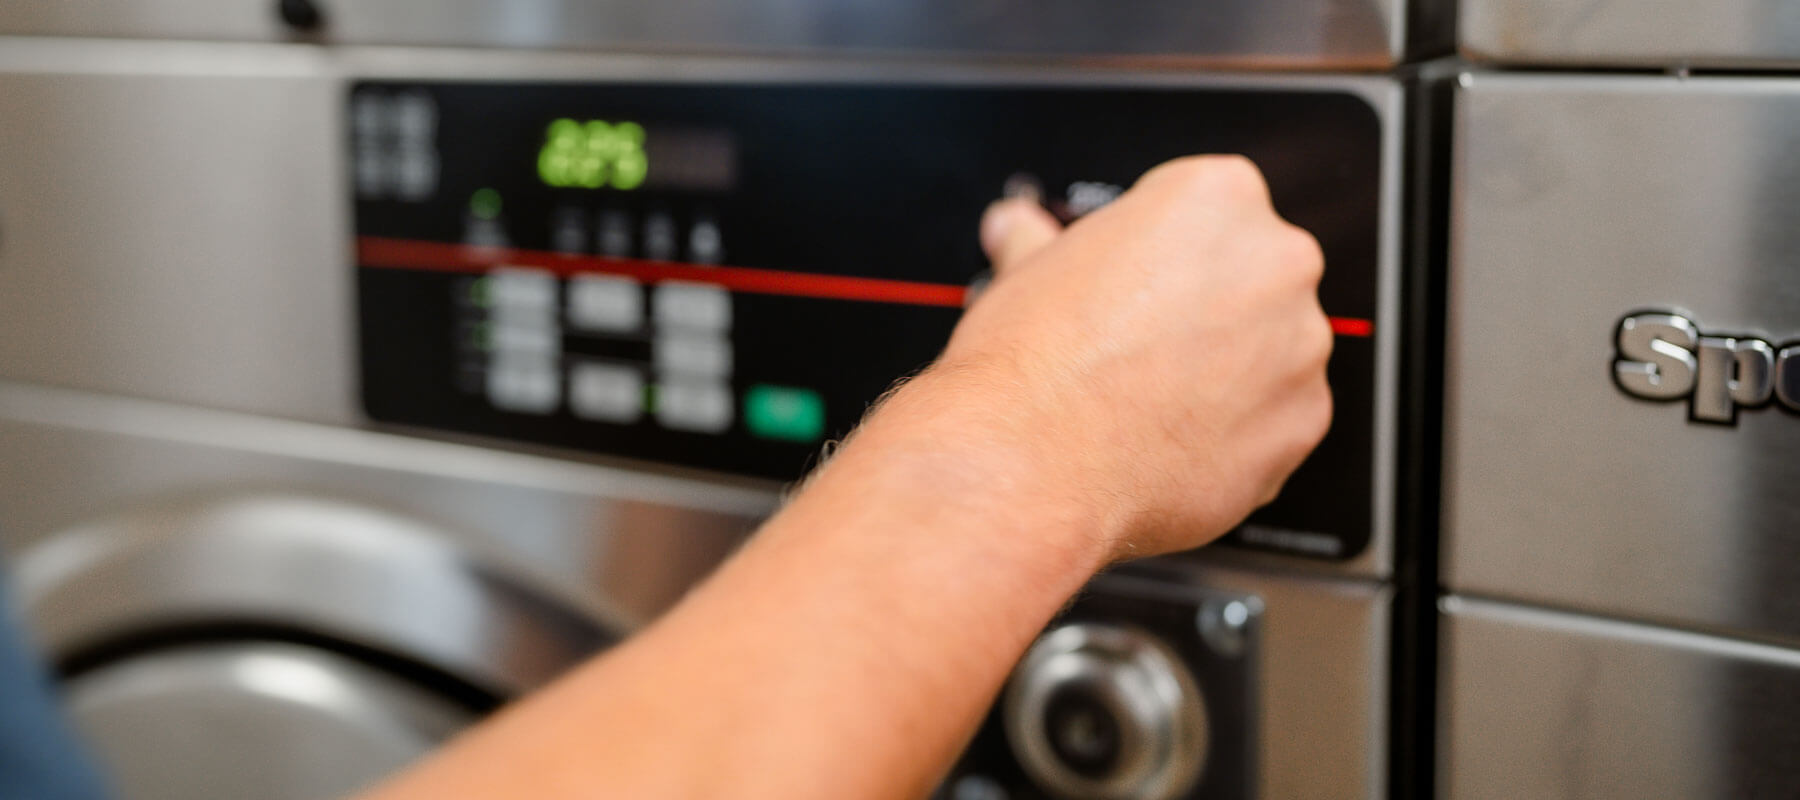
xmin=567 ymin=275 xmax=642 ymax=333
xmin=654 ymin=331 xmax=732 ymax=378
xmin=598 ymin=210 xmax=634 ymax=257
xmin=490 ymin=269 xmax=557 ymax=313
xmin=643 ymin=213 xmax=678 ymax=261
xmin=490 ymin=323 xmax=559 ymax=355
xmin=570 ymin=362 xmax=643 ymax=423
xmin=744 ymin=384 xmax=825 ymax=442
xmin=394 ymin=147 xmax=439 ymax=200
xmin=551 ymin=208 xmax=589 ymax=254
xmin=392 ymin=92 xmax=437 ymax=143
xmin=950 ymin=775 xmax=1010 ymax=800
xmin=487 ymin=355 xmax=560 ymax=414
xmin=688 ymin=217 xmax=723 ymax=264
xmin=353 ymin=145 xmax=389 ymax=198
xmin=652 ymin=282 xmax=731 ymax=331
xmin=655 ymin=379 xmax=733 ymax=433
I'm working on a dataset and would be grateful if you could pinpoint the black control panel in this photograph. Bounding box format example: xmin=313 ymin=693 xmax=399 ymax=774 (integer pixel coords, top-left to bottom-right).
xmin=351 ymin=80 xmax=1385 ymax=560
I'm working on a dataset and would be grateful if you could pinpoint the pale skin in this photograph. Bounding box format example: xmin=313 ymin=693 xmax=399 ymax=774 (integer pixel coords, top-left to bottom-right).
xmin=361 ymin=155 xmax=1333 ymax=800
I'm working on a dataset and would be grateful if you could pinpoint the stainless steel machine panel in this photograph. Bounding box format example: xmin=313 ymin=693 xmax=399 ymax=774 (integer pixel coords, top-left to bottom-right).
xmin=0 ymin=38 xmax=1410 ymax=578
xmin=1440 ymin=596 xmax=1800 ymax=799
xmin=0 ymin=0 xmax=1450 ymax=69
xmin=1443 ymin=72 xmax=1800 ymax=639
xmin=1460 ymin=0 xmax=1800 ymax=69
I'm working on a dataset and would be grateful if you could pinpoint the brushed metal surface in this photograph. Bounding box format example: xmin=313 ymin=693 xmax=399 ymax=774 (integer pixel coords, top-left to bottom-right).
xmin=66 ymin=642 xmax=474 ymax=800
xmin=0 ymin=382 xmax=774 ymax=631
xmin=1126 ymin=562 xmax=1392 ymax=800
xmin=0 ymin=0 xmax=1431 ymax=68
xmin=1440 ymin=596 xmax=1800 ymax=799
xmin=0 ymin=37 xmax=1408 ymax=579
xmin=1461 ymin=0 xmax=1800 ymax=69
xmin=1443 ymin=72 xmax=1800 ymax=639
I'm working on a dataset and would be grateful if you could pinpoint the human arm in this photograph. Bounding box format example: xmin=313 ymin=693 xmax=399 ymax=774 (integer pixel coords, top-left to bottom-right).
xmin=358 ymin=155 xmax=1333 ymax=800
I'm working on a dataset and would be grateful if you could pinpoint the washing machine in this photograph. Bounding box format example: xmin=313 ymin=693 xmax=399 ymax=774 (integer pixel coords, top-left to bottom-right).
xmin=0 ymin=2 xmax=1450 ymax=797
xmin=1442 ymin=1 xmax=1800 ymax=795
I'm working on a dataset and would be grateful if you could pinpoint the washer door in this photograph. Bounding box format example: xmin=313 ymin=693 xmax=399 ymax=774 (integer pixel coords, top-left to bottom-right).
xmin=11 ymin=492 xmax=619 ymax=799
xmin=66 ymin=642 xmax=474 ymax=800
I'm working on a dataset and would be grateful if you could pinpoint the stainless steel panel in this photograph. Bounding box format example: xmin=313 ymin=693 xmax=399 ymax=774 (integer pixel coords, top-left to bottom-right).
xmin=1132 ymin=562 xmax=1392 ymax=799
xmin=0 ymin=43 xmax=354 ymax=425
xmin=1461 ymin=0 xmax=1800 ymax=69
xmin=0 ymin=38 xmax=1409 ymax=579
xmin=0 ymin=0 xmax=1434 ymax=69
xmin=1443 ymin=72 xmax=1800 ymax=638
xmin=1440 ymin=596 xmax=1800 ymax=799
xmin=0 ymin=381 xmax=774 ymax=630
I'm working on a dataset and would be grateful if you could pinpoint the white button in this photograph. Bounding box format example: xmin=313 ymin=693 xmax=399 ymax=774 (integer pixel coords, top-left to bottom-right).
xmin=394 ymin=147 xmax=438 ymax=200
xmin=490 ymin=323 xmax=559 ymax=354
xmin=688 ymin=218 xmax=723 ymax=264
xmin=490 ymin=269 xmax=556 ymax=313
xmin=570 ymin=363 xmax=643 ymax=423
xmin=354 ymin=145 xmax=389 ymax=198
xmin=487 ymin=355 xmax=560 ymax=414
xmin=392 ymin=92 xmax=437 ymax=143
xmin=567 ymin=275 xmax=643 ymax=333
xmin=654 ymin=331 xmax=732 ymax=378
xmin=351 ymin=94 xmax=388 ymax=140
xmin=653 ymin=282 xmax=731 ymax=331
xmin=656 ymin=379 xmax=733 ymax=433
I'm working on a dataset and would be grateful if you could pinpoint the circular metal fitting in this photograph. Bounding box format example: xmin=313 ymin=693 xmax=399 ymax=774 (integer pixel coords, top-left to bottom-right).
xmin=1003 ymin=623 xmax=1208 ymax=800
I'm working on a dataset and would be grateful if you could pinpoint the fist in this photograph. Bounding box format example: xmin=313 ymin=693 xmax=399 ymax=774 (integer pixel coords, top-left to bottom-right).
xmin=940 ymin=155 xmax=1333 ymax=560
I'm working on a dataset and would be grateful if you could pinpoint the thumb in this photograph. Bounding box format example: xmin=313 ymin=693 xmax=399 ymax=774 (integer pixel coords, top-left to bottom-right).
xmin=980 ymin=198 xmax=1063 ymax=274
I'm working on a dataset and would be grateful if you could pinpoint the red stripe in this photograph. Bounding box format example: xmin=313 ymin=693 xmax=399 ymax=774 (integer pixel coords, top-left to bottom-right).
xmin=355 ymin=235 xmax=1375 ymax=337
xmin=1329 ymin=316 xmax=1374 ymax=338
xmin=357 ymin=236 xmax=969 ymax=308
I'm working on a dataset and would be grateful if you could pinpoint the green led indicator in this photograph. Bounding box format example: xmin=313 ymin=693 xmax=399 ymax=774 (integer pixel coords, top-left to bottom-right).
xmin=466 ymin=277 xmax=492 ymax=308
xmin=537 ymin=118 xmax=648 ymax=190
xmin=469 ymin=188 xmax=503 ymax=220
xmin=745 ymin=385 xmax=826 ymax=443
xmin=642 ymin=382 xmax=659 ymax=414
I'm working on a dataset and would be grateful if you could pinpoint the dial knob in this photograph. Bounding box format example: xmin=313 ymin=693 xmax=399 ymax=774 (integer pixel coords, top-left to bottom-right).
xmin=1003 ymin=623 xmax=1208 ymax=800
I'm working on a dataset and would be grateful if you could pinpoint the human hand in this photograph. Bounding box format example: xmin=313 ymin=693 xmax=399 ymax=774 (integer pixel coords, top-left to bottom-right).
xmin=933 ymin=155 xmax=1333 ymax=561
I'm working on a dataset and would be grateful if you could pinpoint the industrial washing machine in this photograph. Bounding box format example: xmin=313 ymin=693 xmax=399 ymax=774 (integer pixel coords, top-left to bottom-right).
xmin=0 ymin=2 xmax=1451 ymax=797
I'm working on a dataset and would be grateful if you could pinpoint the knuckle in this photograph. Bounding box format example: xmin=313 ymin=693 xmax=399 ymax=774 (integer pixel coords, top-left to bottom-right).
xmin=1149 ymin=154 xmax=1268 ymax=204
xmin=1284 ymin=225 xmax=1326 ymax=278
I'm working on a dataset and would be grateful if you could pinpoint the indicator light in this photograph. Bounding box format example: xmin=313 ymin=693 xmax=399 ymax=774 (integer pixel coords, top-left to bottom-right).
xmin=745 ymin=385 xmax=825 ymax=442
xmin=469 ymin=188 xmax=503 ymax=220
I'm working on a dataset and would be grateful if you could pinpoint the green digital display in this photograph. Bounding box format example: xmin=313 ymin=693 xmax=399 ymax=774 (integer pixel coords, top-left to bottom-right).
xmin=537 ymin=118 xmax=649 ymax=190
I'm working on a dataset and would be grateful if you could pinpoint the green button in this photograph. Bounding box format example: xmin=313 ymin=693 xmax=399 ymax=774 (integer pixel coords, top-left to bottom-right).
xmin=745 ymin=385 xmax=825 ymax=443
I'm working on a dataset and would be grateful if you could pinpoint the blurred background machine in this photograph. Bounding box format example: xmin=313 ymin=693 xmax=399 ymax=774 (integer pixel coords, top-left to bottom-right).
xmin=0 ymin=2 xmax=1453 ymax=798
xmin=1441 ymin=2 xmax=1800 ymax=798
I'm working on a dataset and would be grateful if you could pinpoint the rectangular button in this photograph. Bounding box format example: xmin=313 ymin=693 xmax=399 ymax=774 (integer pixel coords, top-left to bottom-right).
xmin=655 ymin=379 xmax=733 ymax=433
xmin=653 ymin=331 xmax=732 ymax=378
xmin=568 ymin=274 xmax=643 ymax=333
xmin=652 ymin=282 xmax=731 ymax=331
xmin=487 ymin=354 xmax=560 ymax=414
xmin=745 ymin=385 xmax=825 ymax=442
xmin=490 ymin=322 xmax=559 ymax=355
xmin=490 ymin=268 xmax=557 ymax=313
xmin=570 ymin=362 xmax=643 ymax=423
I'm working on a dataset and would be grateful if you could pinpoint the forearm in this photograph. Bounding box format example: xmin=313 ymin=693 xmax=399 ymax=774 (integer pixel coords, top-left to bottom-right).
xmin=363 ymin=368 xmax=1117 ymax=800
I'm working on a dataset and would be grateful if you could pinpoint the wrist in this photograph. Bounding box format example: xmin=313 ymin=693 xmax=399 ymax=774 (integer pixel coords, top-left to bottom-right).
xmin=817 ymin=364 xmax=1128 ymax=574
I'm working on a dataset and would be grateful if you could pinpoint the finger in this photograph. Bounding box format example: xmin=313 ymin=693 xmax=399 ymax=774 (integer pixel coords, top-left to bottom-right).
xmin=979 ymin=198 xmax=1063 ymax=274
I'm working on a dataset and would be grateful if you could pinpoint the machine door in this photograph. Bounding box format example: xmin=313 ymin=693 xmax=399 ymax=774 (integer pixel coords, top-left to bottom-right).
xmin=12 ymin=493 xmax=615 ymax=800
